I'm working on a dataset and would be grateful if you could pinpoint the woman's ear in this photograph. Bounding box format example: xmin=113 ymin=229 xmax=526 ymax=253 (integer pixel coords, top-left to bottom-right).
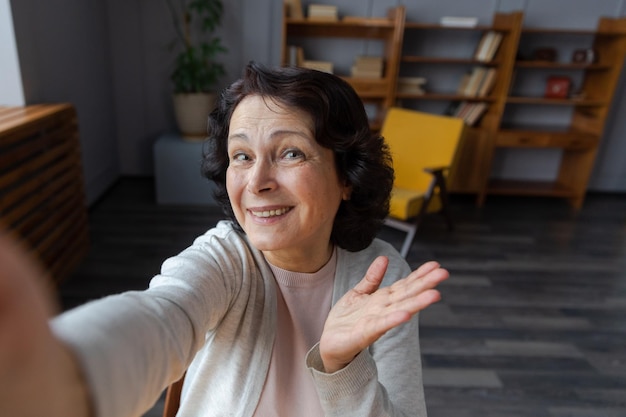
xmin=342 ymin=184 xmax=352 ymax=201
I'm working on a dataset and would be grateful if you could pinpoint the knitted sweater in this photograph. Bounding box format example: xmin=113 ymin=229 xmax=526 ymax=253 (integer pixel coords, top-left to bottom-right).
xmin=51 ymin=221 xmax=427 ymax=417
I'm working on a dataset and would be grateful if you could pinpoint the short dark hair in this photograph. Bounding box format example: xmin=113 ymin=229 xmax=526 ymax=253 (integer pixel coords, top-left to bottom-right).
xmin=202 ymin=62 xmax=393 ymax=252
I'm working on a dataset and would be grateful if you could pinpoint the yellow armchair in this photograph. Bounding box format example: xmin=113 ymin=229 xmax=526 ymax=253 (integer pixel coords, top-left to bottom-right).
xmin=381 ymin=107 xmax=466 ymax=258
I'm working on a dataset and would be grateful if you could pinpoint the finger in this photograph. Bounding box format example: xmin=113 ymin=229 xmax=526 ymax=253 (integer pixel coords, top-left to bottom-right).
xmin=412 ymin=261 xmax=442 ymax=279
xmin=352 ymin=256 xmax=389 ymax=295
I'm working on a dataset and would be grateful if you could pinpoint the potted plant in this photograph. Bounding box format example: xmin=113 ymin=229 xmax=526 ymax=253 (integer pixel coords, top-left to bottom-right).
xmin=165 ymin=0 xmax=227 ymax=139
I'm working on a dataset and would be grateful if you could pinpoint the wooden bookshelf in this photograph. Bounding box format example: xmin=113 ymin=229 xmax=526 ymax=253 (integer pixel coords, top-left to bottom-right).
xmin=281 ymin=7 xmax=626 ymax=208
xmin=281 ymin=5 xmax=405 ymax=130
xmin=481 ymin=16 xmax=626 ymax=208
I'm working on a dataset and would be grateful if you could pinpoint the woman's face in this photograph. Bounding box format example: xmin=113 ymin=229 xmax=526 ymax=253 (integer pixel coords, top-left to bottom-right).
xmin=226 ymin=95 xmax=350 ymax=272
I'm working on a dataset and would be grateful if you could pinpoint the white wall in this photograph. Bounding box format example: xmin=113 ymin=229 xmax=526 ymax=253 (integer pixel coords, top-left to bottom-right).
xmin=10 ymin=0 xmax=119 ymax=205
xmin=8 ymin=0 xmax=626 ymax=204
xmin=0 ymin=0 xmax=23 ymax=105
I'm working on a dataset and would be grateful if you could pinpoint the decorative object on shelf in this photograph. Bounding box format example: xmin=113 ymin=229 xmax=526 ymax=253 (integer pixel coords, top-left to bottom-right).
xmin=165 ymin=0 xmax=227 ymax=140
xmin=544 ymin=76 xmax=572 ymax=99
xmin=572 ymin=48 xmax=598 ymax=64
xmin=440 ymin=16 xmax=478 ymax=27
xmin=532 ymin=47 xmax=557 ymax=62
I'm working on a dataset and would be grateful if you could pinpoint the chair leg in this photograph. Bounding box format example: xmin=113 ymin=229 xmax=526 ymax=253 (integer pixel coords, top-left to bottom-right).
xmin=433 ymin=171 xmax=454 ymax=231
xmin=399 ymin=224 xmax=418 ymax=258
xmin=162 ymin=374 xmax=185 ymax=417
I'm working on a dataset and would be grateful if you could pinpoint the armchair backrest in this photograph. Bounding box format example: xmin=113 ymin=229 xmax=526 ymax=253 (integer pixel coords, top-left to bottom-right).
xmin=380 ymin=107 xmax=465 ymax=192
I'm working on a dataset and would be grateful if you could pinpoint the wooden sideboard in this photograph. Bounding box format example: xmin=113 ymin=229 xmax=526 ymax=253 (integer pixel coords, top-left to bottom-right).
xmin=0 ymin=103 xmax=89 ymax=284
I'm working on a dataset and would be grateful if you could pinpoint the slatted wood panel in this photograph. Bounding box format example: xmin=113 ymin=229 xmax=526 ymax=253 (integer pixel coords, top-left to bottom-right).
xmin=0 ymin=104 xmax=89 ymax=284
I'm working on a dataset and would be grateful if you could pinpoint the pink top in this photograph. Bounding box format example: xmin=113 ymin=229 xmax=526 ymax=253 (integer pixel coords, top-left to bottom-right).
xmin=253 ymin=249 xmax=337 ymax=416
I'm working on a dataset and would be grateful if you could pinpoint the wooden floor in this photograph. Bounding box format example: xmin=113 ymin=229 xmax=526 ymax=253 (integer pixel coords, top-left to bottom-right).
xmin=57 ymin=177 xmax=626 ymax=417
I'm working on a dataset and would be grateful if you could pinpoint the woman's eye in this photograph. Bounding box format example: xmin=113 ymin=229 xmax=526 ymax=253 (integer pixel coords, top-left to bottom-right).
xmin=283 ymin=149 xmax=304 ymax=159
xmin=231 ymin=152 xmax=250 ymax=162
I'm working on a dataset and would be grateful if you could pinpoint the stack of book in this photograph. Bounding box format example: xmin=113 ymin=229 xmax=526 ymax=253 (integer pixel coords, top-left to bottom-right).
xmin=474 ymin=31 xmax=503 ymax=62
xmin=397 ymin=77 xmax=427 ymax=95
xmin=307 ymin=4 xmax=338 ymax=21
xmin=450 ymin=101 xmax=488 ymax=126
xmin=456 ymin=66 xmax=497 ymax=98
xmin=351 ymin=56 xmax=384 ymax=78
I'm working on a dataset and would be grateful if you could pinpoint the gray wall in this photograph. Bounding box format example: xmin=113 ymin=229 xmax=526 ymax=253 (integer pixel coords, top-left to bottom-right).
xmin=9 ymin=0 xmax=626 ymax=205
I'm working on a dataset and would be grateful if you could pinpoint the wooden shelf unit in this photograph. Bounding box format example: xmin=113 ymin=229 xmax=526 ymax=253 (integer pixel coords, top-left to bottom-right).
xmin=281 ymin=6 xmax=406 ymax=130
xmin=281 ymin=8 xmax=626 ymax=208
xmin=481 ymin=16 xmax=626 ymax=208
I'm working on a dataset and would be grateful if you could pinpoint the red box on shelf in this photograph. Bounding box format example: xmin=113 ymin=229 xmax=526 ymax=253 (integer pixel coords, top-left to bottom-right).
xmin=544 ymin=76 xmax=571 ymax=99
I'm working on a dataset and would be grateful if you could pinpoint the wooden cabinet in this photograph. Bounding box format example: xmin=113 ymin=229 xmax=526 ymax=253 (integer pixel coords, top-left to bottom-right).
xmin=281 ymin=7 xmax=626 ymax=208
xmin=0 ymin=104 xmax=89 ymax=285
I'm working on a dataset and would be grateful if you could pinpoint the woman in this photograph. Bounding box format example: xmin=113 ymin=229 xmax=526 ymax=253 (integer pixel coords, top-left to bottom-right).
xmin=0 ymin=62 xmax=448 ymax=417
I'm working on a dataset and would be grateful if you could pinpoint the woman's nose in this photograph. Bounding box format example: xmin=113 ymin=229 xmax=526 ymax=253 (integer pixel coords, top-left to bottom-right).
xmin=246 ymin=159 xmax=276 ymax=193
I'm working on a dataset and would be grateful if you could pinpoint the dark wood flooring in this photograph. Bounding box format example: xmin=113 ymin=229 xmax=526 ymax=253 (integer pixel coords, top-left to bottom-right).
xmin=57 ymin=177 xmax=626 ymax=417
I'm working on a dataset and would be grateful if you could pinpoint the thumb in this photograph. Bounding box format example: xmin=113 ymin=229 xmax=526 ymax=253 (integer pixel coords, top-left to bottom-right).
xmin=352 ymin=256 xmax=389 ymax=295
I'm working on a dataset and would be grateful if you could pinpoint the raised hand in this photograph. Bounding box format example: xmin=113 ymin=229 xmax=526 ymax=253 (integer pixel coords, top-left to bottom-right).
xmin=0 ymin=229 xmax=91 ymax=417
xmin=319 ymin=256 xmax=448 ymax=373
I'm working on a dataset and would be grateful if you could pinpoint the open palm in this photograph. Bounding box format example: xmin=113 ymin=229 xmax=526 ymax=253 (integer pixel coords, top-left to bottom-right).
xmin=319 ymin=256 xmax=448 ymax=373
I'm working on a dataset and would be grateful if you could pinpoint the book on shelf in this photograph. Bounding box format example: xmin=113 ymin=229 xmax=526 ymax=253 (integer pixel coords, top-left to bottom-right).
xmin=474 ymin=31 xmax=503 ymax=62
xmin=397 ymin=77 xmax=427 ymax=94
xmin=440 ymin=16 xmax=478 ymax=27
xmin=476 ymin=67 xmax=497 ymax=97
xmin=351 ymin=56 xmax=384 ymax=78
xmin=307 ymin=4 xmax=338 ymax=21
xmin=463 ymin=66 xmax=487 ymax=97
xmin=284 ymin=0 xmax=304 ymax=19
xmin=456 ymin=66 xmax=496 ymax=97
xmin=301 ymin=60 xmax=334 ymax=74
xmin=452 ymin=101 xmax=488 ymax=126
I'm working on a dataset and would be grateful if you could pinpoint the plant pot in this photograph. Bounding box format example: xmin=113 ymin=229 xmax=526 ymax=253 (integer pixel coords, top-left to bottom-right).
xmin=172 ymin=92 xmax=217 ymax=140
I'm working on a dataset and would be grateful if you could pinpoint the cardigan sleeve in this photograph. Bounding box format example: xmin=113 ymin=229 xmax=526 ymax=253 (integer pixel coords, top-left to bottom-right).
xmin=50 ymin=223 xmax=250 ymax=417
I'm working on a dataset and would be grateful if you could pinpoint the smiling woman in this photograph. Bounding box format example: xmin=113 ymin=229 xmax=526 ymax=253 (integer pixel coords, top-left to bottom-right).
xmin=0 ymin=62 xmax=449 ymax=417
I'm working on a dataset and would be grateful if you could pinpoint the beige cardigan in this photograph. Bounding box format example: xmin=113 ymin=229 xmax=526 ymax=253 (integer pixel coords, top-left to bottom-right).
xmin=52 ymin=221 xmax=426 ymax=417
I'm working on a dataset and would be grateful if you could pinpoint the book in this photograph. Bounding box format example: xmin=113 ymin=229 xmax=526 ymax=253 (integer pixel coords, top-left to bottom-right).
xmin=440 ymin=16 xmax=478 ymax=27
xmin=397 ymin=77 xmax=427 ymax=94
xmin=302 ymin=60 xmax=334 ymax=73
xmin=482 ymin=32 xmax=502 ymax=62
xmin=465 ymin=102 xmax=488 ymax=126
xmin=476 ymin=68 xmax=497 ymax=97
xmin=463 ymin=66 xmax=487 ymax=97
xmin=307 ymin=4 xmax=338 ymax=21
xmin=351 ymin=56 xmax=384 ymax=78
xmin=474 ymin=31 xmax=502 ymax=62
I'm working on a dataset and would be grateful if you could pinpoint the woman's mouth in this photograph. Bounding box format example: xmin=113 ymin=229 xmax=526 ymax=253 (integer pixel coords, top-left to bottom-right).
xmin=250 ymin=207 xmax=292 ymax=218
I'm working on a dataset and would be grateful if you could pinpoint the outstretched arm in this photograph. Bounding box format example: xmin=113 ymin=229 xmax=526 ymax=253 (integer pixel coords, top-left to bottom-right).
xmin=0 ymin=229 xmax=92 ymax=417
xmin=319 ymin=256 xmax=448 ymax=373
